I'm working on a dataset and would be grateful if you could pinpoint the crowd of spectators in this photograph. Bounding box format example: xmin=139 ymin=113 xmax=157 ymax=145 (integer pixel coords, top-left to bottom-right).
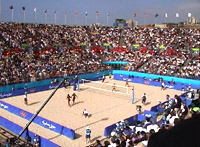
xmin=121 ymin=27 xmax=200 ymax=50
xmin=0 ymin=48 xmax=111 ymax=86
xmin=0 ymin=22 xmax=199 ymax=86
xmin=0 ymin=22 xmax=90 ymax=50
xmin=90 ymin=26 xmax=121 ymax=48
xmin=0 ymin=22 xmax=199 ymax=147
xmin=178 ymin=56 xmax=200 ymax=79
xmin=91 ymin=89 xmax=200 ymax=147
xmin=138 ymin=50 xmax=188 ymax=76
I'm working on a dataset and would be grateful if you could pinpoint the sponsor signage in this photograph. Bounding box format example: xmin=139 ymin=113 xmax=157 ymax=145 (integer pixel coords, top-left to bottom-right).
xmin=42 ymin=120 xmax=56 ymax=130
xmin=0 ymin=102 xmax=8 ymax=109
xmin=0 ymin=93 xmax=12 ymax=98
xmin=20 ymin=111 xmax=27 ymax=118
xmin=144 ymin=81 xmax=150 ymax=85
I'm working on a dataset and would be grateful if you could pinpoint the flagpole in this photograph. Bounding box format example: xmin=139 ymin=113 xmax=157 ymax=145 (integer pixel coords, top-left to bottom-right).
xmin=164 ymin=13 xmax=167 ymax=24
xmin=45 ymin=13 xmax=47 ymax=23
xmin=95 ymin=12 xmax=98 ymax=24
xmin=54 ymin=13 xmax=56 ymax=24
xmin=74 ymin=11 xmax=78 ymax=26
xmin=11 ymin=9 xmax=14 ymax=22
xmin=64 ymin=13 xmax=66 ymax=25
xmin=85 ymin=15 xmax=87 ymax=26
xmin=23 ymin=10 xmax=26 ymax=22
xmin=175 ymin=13 xmax=179 ymax=24
xmin=34 ymin=10 xmax=37 ymax=22
xmin=0 ymin=0 xmax=1 ymax=22
xmin=75 ymin=15 xmax=77 ymax=25
xmin=107 ymin=14 xmax=109 ymax=26
xmin=85 ymin=12 xmax=88 ymax=26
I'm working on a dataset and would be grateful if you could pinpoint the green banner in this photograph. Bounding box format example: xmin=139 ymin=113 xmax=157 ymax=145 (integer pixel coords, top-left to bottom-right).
xmin=159 ymin=45 xmax=165 ymax=49
xmin=103 ymin=43 xmax=110 ymax=46
xmin=80 ymin=43 xmax=86 ymax=46
xmin=192 ymin=48 xmax=199 ymax=51
xmin=132 ymin=44 xmax=139 ymax=47
xmin=22 ymin=43 xmax=30 ymax=47
xmin=54 ymin=43 xmax=60 ymax=47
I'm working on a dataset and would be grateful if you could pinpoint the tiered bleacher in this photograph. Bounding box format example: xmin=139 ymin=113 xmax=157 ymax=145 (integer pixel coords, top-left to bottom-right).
xmin=101 ymin=89 xmax=200 ymax=147
xmin=0 ymin=22 xmax=200 ymax=146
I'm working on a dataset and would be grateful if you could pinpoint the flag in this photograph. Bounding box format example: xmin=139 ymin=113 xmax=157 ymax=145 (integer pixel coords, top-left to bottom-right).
xmin=176 ymin=13 xmax=179 ymax=18
xmin=85 ymin=11 xmax=88 ymax=16
xmin=165 ymin=13 xmax=168 ymax=18
xmin=44 ymin=9 xmax=47 ymax=13
xmin=75 ymin=10 xmax=78 ymax=15
xmin=22 ymin=6 xmax=25 ymax=11
xmin=34 ymin=8 xmax=37 ymax=12
xmin=133 ymin=13 xmax=136 ymax=17
xmin=96 ymin=11 xmax=99 ymax=16
xmin=188 ymin=13 xmax=191 ymax=17
xmin=155 ymin=14 xmax=159 ymax=17
xmin=144 ymin=13 xmax=147 ymax=17
xmin=54 ymin=10 xmax=56 ymax=14
xmin=9 ymin=5 xmax=13 ymax=9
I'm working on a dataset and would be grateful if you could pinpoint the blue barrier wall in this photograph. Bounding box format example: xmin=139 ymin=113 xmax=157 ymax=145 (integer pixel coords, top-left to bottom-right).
xmin=104 ymin=114 xmax=146 ymax=137
xmin=104 ymin=70 xmax=198 ymax=137
xmin=0 ymin=101 xmax=75 ymax=140
xmin=113 ymin=70 xmax=200 ymax=90
xmin=0 ymin=84 xmax=59 ymax=99
xmin=1 ymin=70 xmax=199 ymax=98
xmin=0 ymin=116 xmax=60 ymax=147
xmin=0 ymin=70 xmax=112 ymax=94
xmin=0 ymin=71 xmax=112 ymax=99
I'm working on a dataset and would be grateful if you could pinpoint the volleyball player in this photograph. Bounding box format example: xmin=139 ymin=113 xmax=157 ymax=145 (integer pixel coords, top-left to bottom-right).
xmin=112 ymin=83 xmax=116 ymax=92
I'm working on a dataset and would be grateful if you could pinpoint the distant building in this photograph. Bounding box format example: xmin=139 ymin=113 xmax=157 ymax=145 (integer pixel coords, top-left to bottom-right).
xmin=113 ymin=19 xmax=128 ymax=27
xmin=154 ymin=24 xmax=167 ymax=28
xmin=126 ymin=19 xmax=138 ymax=27
xmin=178 ymin=17 xmax=200 ymax=28
xmin=90 ymin=23 xmax=102 ymax=27
xmin=187 ymin=17 xmax=198 ymax=24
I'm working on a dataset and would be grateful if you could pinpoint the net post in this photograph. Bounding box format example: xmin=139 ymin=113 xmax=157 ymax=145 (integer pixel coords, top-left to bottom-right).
xmin=82 ymin=79 xmax=85 ymax=85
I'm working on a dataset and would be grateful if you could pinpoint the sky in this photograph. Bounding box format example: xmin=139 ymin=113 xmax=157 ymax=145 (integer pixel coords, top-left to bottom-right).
xmin=1 ymin=0 xmax=200 ymax=26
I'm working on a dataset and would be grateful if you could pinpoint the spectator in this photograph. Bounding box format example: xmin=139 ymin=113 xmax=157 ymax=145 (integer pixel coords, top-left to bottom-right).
xmin=83 ymin=109 xmax=89 ymax=118
xmin=85 ymin=126 xmax=91 ymax=144
xmin=33 ymin=134 xmax=41 ymax=147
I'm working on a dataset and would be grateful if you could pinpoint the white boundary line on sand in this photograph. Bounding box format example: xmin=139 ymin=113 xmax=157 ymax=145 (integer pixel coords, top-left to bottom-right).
xmin=81 ymin=79 xmax=129 ymax=94
xmin=81 ymin=82 xmax=129 ymax=95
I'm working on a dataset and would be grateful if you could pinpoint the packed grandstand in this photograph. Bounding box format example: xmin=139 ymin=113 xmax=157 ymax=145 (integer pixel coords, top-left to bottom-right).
xmin=0 ymin=22 xmax=200 ymax=147
xmin=0 ymin=22 xmax=199 ymax=86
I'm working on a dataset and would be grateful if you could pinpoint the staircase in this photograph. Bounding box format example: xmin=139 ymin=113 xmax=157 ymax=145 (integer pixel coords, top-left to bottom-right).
xmin=174 ymin=56 xmax=192 ymax=77
xmin=136 ymin=48 xmax=165 ymax=71
xmin=119 ymin=28 xmax=125 ymax=46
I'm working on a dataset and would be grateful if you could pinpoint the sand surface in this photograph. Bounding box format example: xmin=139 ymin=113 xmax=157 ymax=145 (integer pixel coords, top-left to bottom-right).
xmin=0 ymin=77 xmax=181 ymax=147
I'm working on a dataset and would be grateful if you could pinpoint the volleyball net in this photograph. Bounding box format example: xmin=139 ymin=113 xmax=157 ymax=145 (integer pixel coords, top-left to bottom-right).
xmin=80 ymin=79 xmax=129 ymax=95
